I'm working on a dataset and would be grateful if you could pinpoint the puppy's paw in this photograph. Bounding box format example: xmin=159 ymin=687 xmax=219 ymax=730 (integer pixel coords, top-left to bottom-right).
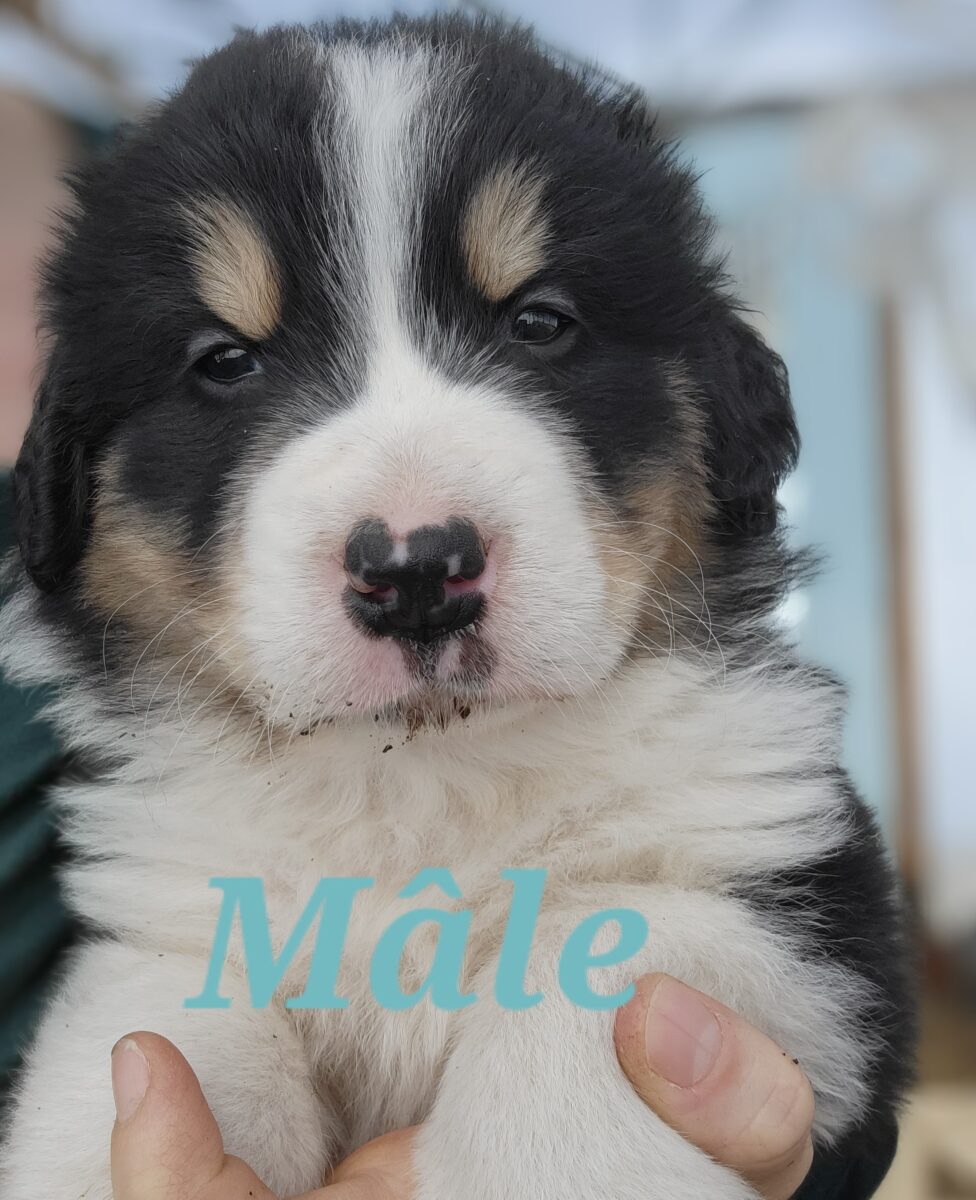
xmin=411 ymin=1103 xmax=759 ymax=1200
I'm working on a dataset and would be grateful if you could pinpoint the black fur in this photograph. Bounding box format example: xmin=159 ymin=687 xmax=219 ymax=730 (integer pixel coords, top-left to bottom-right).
xmin=14 ymin=363 xmax=91 ymax=592
xmin=16 ymin=16 xmax=797 ymax=604
xmin=737 ymin=773 xmax=917 ymax=1173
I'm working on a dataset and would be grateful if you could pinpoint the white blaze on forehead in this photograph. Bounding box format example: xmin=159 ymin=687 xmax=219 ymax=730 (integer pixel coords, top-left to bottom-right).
xmin=325 ymin=42 xmax=452 ymax=354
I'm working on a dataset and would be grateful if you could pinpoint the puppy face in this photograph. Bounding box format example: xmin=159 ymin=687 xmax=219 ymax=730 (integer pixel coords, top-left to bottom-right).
xmin=14 ymin=19 xmax=798 ymax=733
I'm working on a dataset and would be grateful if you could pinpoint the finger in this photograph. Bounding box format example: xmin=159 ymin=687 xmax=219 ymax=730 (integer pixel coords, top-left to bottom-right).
xmin=111 ymin=1032 xmax=415 ymax=1200
xmin=110 ymin=1032 xmax=276 ymax=1200
xmin=615 ymin=975 xmax=815 ymax=1200
xmin=326 ymin=1127 xmax=417 ymax=1198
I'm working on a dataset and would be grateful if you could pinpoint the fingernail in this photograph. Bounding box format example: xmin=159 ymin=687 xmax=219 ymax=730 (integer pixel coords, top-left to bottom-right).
xmin=112 ymin=1038 xmax=149 ymax=1122
xmin=644 ymin=977 xmax=723 ymax=1087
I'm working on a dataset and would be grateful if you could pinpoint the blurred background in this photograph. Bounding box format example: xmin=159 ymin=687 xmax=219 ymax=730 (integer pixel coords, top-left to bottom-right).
xmin=1 ymin=0 xmax=974 ymax=1192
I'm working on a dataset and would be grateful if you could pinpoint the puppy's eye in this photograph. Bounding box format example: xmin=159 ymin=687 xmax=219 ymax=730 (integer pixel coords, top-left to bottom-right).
xmin=511 ymin=308 xmax=572 ymax=345
xmin=195 ymin=345 xmax=261 ymax=383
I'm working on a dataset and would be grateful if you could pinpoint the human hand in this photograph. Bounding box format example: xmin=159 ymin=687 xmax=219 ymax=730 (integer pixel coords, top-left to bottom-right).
xmin=110 ymin=1033 xmax=416 ymax=1199
xmin=615 ymin=974 xmax=816 ymax=1200
xmin=110 ymin=974 xmax=815 ymax=1200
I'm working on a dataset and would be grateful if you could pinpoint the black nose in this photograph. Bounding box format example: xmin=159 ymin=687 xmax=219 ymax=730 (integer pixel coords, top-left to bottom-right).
xmin=344 ymin=517 xmax=486 ymax=643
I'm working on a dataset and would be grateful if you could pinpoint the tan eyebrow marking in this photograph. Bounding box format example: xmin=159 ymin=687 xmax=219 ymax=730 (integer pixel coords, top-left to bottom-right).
xmin=183 ymin=198 xmax=282 ymax=340
xmin=462 ymin=161 xmax=549 ymax=302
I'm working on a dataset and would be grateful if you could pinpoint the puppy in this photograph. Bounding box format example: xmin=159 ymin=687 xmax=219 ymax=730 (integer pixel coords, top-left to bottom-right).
xmin=0 ymin=16 xmax=913 ymax=1200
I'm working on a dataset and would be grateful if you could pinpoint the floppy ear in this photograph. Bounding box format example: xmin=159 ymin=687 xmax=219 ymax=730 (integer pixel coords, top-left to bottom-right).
xmin=701 ymin=314 xmax=800 ymax=538
xmin=14 ymin=355 xmax=91 ymax=592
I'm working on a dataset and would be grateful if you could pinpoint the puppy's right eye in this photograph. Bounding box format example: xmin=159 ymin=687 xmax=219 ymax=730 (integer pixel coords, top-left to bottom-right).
xmin=195 ymin=345 xmax=261 ymax=384
xmin=512 ymin=308 xmax=572 ymax=345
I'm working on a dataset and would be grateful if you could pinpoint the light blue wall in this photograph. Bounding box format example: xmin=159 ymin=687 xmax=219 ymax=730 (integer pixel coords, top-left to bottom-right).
xmin=683 ymin=115 xmax=897 ymax=833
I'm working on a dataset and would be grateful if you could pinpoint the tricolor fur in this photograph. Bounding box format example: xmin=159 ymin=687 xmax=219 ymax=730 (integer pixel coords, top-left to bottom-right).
xmin=0 ymin=16 xmax=913 ymax=1199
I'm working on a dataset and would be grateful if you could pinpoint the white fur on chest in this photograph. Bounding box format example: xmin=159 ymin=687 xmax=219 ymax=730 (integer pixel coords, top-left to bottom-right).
xmin=59 ymin=655 xmax=845 ymax=953
xmin=49 ymin=656 xmax=861 ymax=1146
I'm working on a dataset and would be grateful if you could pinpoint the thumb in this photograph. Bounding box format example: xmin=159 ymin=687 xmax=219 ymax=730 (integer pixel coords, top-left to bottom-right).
xmin=110 ymin=1033 xmax=416 ymax=1200
xmin=614 ymin=975 xmax=815 ymax=1200
xmin=110 ymin=1032 xmax=275 ymax=1200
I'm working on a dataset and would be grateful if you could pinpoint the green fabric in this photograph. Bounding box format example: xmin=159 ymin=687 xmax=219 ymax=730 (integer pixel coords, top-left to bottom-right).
xmin=0 ymin=471 xmax=72 ymax=1086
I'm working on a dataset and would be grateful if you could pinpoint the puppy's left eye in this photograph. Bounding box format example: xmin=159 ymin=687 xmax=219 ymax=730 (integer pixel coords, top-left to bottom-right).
xmin=195 ymin=345 xmax=261 ymax=384
xmin=512 ymin=308 xmax=572 ymax=345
